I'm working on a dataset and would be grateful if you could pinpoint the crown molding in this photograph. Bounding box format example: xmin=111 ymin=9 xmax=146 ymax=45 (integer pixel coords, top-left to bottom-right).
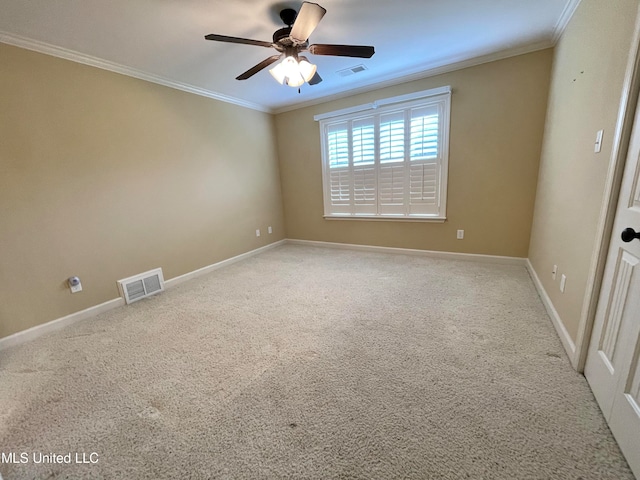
xmin=272 ymin=40 xmax=554 ymax=115
xmin=552 ymin=0 xmax=582 ymax=45
xmin=2 ymin=2 xmax=576 ymax=118
xmin=0 ymin=31 xmax=270 ymax=113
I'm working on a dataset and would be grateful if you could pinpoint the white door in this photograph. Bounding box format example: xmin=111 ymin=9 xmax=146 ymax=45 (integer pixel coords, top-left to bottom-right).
xmin=585 ymin=94 xmax=640 ymax=478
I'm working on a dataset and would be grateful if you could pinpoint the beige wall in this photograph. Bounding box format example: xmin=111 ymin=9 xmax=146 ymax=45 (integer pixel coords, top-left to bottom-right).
xmin=528 ymin=0 xmax=639 ymax=342
xmin=0 ymin=43 xmax=285 ymax=338
xmin=275 ymin=50 xmax=552 ymax=258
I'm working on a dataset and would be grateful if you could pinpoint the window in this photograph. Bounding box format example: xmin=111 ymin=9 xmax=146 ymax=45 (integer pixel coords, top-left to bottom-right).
xmin=317 ymin=87 xmax=451 ymax=220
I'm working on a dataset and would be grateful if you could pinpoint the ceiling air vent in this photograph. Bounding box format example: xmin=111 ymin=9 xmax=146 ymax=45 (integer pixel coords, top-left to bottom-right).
xmin=337 ymin=64 xmax=368 ymax=77
xmin=117 ymin=268 xmax=165 ymax=305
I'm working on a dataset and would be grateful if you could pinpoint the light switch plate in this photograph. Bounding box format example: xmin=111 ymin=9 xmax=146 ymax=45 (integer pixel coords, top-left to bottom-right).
xmin=594 ymin=130 xmax=603 ymax=153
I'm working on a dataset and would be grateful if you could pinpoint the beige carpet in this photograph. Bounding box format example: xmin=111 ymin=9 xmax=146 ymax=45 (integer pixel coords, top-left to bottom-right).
xmin=0 ymin=244 xmax=634 ymax=479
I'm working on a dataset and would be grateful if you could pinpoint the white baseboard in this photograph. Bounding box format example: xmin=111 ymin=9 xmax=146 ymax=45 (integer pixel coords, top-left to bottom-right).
xmin=0 ymin=297 xmax=125 ymax=351
xmin=0 ymin=240 xmax=286 ymax=351
xmin=164 ymin=240 xmax=286 ymax=288
xmin=285 ymin=239 xmax=527 ymax=266
xmin=525 ymin=259 xmax=577 ymax=363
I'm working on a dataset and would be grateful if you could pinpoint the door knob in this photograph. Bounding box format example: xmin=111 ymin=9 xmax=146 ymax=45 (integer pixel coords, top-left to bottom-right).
xmin=621 ymin=227 xmax=640 ymax=242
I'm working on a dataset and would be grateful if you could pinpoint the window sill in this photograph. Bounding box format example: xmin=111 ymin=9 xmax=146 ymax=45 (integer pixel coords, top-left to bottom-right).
xmin=323 ymin=215 xmax=446 ymax=223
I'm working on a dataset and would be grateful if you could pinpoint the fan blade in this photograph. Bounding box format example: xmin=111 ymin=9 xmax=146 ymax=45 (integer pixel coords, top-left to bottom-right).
xmin=236 ymin=55 xmax=281 ymax=80
xmin=205 ymin=34 xmax=273 ymax=48
xmin=309 ymin=44 xmax=375 ymax=58
xmin=308 ymin=72 xmax=323 ymax=85
xmin=290 ymin=2 xmax=327 ymax=42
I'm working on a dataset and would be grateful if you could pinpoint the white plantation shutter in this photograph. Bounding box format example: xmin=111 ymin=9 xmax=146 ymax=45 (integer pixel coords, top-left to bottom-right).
xmin=379 ymin=164 xmax=406 ymax=215
xmin=353 ymin=166 xmax=376 ymax=214
xmin=352 ymin=118 xmax=375 ymax=165
xmin=320 ymin=86 xmax=450 ymax=219
xmin=329 ymin=168 xmax=350 ymax=213
xmin=380 ymin=111 xmax=405 ymax=163
xmin=408 ymin=104 xmax=442 ymax=215
xmin=352 ymin=117 xmax=376 ymax=214
xmin=326 ymin=122 xmax=350 ymax=214
xmin=409 ymin=162 xmax=439 ymax=215
xmin=410 ymin=105 xmax=439 ymax=160
xmin=327 ymin=122 xmax=349 ymax=168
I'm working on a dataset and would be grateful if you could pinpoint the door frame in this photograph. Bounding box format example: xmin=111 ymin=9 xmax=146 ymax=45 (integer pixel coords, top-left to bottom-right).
xmin=574 ymin=11 xmax=640 ymax=372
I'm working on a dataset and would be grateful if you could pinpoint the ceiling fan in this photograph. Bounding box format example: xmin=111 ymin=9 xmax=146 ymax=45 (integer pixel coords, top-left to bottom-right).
xmin=204 ymin=2 xmax=375 ymax=88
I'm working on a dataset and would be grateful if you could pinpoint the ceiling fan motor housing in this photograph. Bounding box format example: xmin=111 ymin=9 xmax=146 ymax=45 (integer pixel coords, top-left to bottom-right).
xmin=273 ymin=27 xmax=293 ymax=45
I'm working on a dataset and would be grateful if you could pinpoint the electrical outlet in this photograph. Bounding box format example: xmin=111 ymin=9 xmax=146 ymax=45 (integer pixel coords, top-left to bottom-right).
xmin=560 ymin=274 xmax=567 ymax=293
xmin=255 ymin=229 xmax=261 ymax=237
xmin=457 ymin=230 xmax=464 ymax=240
xmin=268 ymin=226 xmax=273 ymax=234
xmin=552 ymin=265 xmax=558 ymax=280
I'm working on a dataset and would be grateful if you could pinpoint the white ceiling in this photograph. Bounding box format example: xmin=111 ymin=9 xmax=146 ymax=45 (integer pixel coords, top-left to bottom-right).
xmin=0 ymin=0 xmax=578 ymax=113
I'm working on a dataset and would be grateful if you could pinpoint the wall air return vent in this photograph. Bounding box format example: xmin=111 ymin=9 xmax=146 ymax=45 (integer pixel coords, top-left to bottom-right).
xmin=117 ymin=268 xmax=165 ymax=305
xmin=337 ymin=64 xmax=368 ymax=77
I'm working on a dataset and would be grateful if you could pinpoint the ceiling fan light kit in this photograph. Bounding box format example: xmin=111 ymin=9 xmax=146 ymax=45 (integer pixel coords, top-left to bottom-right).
xmin=269 ymin=56 xmax=317 ymax=87
xmin=204 ymin=1 xmax=375 ymax=89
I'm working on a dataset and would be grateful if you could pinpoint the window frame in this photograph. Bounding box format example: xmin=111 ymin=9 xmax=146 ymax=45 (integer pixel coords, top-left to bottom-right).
xmin=316 ymin=86 xmax=451 ymax=222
